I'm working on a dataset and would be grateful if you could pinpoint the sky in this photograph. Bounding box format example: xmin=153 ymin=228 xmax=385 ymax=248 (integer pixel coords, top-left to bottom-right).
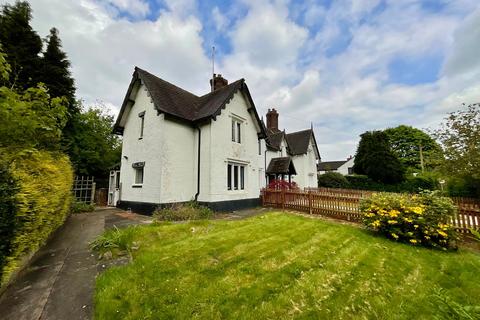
xmin=7 ymin=0 xmax=480 ymax=160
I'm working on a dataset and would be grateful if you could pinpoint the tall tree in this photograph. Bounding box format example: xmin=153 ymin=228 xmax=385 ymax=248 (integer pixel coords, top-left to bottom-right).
xmin=433 ymin=103 xmax=480 ymax=179
xmin=41 ymin=27 xmax=76 ymax=108
xmin=384 ymin=125 xmax=443 ymax=172
xmin=353 ymin=131 xmax=405 ymax=184
xmin=69 ymin=103 xmax=121 ymax=178
xmin=0 ymin=1 xmax=42 ymax=90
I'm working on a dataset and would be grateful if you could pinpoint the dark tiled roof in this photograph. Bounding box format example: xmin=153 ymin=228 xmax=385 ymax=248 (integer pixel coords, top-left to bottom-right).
xmin=317 ymin=161 xmax=347 ymax=171
xmin=114 ymin=67 xmax=266 ymax=137
xmin=285 ymin=129 xmax=313 ymax=155
xmin=267 ymin=131 xmax=285 ymax=150
xmin=266 ymin=157 xmax=297 ymax=175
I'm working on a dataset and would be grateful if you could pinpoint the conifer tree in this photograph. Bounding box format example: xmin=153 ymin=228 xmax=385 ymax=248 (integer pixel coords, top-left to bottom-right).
xmin=353 ymin=131 xmax=405 ymax=184
xmin=0 ymin=1 xmax=42 ymax=89
xmin=41 ymin=27 xmax=76 ymax=109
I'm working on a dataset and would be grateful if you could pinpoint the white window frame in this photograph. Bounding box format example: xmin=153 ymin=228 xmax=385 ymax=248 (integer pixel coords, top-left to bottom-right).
xmin=132 ymin=162 xmax=145 ymax=187
xmin=227 ymin=162 xmax=246 ymax=191
xmin=139 ymin=111 xmax=145 ymax=139
xmin=231 ymin=118 xmax=242 ymax=143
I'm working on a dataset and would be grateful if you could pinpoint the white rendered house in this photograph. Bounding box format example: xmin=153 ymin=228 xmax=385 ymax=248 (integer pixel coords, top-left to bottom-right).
xmin=112 ymin=68 xmax=320 ymax=213
xmin=317 ymin=157 xmax=355 ymax=175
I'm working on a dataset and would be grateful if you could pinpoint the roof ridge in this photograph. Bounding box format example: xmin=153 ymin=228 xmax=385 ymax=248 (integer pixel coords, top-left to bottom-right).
xmin=197 ymin=78 xmax=244 ymax=99
xmin=135 ymin=66 xmax=200 ymax=99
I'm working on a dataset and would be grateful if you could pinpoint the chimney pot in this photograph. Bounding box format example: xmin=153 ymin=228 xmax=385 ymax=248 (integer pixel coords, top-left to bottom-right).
xmin=266 ymin=108 xmax=279 ymax=132
xmin=210 ymin=74 xmax=228 ymax=91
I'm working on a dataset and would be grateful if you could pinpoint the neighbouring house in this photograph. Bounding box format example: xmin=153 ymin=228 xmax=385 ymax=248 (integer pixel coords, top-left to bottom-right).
xmin=263 ymin=108 xmax=320 ymax=188
xmin=317 ymin=156 xmax=354 ymax=175
xmin=111 ymin=67 xmax=320 ymax=213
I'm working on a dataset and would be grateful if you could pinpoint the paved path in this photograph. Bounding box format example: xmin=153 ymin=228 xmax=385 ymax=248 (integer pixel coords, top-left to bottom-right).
xmin=0 ymin=208 xmax=151 ymax=320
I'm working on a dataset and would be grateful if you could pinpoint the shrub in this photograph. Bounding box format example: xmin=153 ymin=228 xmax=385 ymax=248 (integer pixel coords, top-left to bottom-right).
xmin=153 ymin=201 xmax=213 ymax=221
xmin=1 ymin=150 xmax=73 ymax=285
xmin=317 ymin=172 xmax=350 ymax=188
xmin=360 ymin=191 xmax=458 ymax=249
xmin=267 ymin=179 xmax=299 ymax=190
xmin=71 ymin=200 xmax=95 ymax=213
xmin=90 ymin=226 xmax=139 ymax=259
xmin=0 ymin=162 xmax=18 ymax=283
xmin=345 ymin=174 xmax=437 ymax=193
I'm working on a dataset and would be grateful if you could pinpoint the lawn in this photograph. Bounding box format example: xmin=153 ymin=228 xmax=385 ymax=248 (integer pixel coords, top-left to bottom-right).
xmin=94 ymin=212 xmax=480 ymax=319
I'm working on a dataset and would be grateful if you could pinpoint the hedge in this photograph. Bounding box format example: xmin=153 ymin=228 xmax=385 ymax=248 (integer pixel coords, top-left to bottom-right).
xmin=317 ymin=172 xmax=350 ymax=188
xmin=345 ymin=174 xmax=437 ymax=193
xmin=0 ymin=150 xmax=73 ymax=285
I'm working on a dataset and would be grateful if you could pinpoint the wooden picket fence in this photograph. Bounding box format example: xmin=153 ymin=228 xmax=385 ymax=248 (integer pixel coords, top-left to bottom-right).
xmin=262 ymin=187 xmax=480 ymax=233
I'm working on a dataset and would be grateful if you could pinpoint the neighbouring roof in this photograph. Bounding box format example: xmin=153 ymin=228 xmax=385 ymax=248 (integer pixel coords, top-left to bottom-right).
xmin=285 ymin=129 xmax=316 ymax=156
xmin=317 ymin=160 xmax=347 ymax=171
xmin=267 ymin=131 xmax=285 ymax=150
xmin=266 ymin=157 xmax=297 ymax=175
xmin=113 ymin=67 xmax=266 ymax=137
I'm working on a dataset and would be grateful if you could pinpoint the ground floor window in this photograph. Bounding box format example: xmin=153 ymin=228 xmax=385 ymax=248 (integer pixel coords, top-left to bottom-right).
xmin=227 ymin=163 xmax=245 ymax=191
xmin=134 ymin=167 xmax=144 ymax=184
xmin=132 ymin=161 xmax=145 ymax=185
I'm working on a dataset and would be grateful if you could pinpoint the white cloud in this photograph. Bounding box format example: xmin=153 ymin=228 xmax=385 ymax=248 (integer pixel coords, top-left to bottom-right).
xmin=212 ymin=6 xmax=228 ymax=31
xmin=27 ymin=0 xmax=211 ymax=116
xmin=443 ymin=9 xmax=480 ymax=77
xmin=105 ymin=0 xmax=150 ymax=18
xmin=20 ymin=0 xmax=480 ymax=161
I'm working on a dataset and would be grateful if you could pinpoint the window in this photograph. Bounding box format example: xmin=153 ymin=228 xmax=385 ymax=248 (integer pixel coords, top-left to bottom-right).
xmin=231 ymin=119 xmax=242 ymax=143
xmin=139 ymin=111 xmax=145 ymax=139
xmin=348 ymin=167 xmax=353 ymax=175
xmin=227 ymin=163 xmax=245 ymax=191
xmin=134 ymin=167 xmax=144 ymax=184
xmin=258 ymin=140 xmax=261 ymax=155
xmin=132 ymin=162 xmax=145 ymax=186
xmin=227 ymin=164 xmax=232 ymax=190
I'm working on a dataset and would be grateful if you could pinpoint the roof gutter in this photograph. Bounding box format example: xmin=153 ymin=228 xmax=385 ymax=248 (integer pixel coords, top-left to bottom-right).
xmin=194 ymin=126 xmax=201 ymax=201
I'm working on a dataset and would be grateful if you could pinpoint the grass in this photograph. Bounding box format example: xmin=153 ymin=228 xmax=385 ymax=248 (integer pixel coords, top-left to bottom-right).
xmin=94 ymin=212 xmax=480 ymax=319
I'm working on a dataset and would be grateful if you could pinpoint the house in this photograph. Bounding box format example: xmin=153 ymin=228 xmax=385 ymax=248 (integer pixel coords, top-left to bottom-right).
xmin=111 ymin=67 xmax=320 ymax=213
xmin=317 ymin=156 xmax=354 ymax=175
xmin=263 ymin=108 xmax=320 ymax=188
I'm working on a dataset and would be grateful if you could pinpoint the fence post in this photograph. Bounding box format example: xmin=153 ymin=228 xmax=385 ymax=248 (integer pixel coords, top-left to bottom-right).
xmin=308 ymin=191 xmax=312 ymax=215
xmin=91 ymin=182 xmax=96 ymax=205
xmin=281 ymin=188 xmax=285 ymax=210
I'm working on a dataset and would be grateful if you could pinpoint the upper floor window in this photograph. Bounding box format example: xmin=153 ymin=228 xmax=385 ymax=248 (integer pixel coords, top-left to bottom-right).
xmin=231 ymin=119 xmax=241 ymax=143
xmin=139 ymin=111 xmax=145 ymax=139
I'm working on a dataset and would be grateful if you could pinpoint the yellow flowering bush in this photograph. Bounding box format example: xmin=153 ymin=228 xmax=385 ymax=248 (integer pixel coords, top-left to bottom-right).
xmin=360 ymin=191 xmax=458 ymax=249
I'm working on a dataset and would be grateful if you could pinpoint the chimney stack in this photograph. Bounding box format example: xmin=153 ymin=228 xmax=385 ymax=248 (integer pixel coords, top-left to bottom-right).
xmin=210 ymin=74 xmax=228 ymax=91
xmin=266 ymin=108 xmax=279 ymax=132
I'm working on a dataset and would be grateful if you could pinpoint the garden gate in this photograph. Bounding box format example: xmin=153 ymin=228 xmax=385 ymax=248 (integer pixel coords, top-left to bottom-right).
xmin=73 ymin=176 xmax=96 ymax=204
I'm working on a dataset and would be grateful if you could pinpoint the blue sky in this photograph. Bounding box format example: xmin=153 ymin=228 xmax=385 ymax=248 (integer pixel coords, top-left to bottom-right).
xmin=24 ymin=0 xmax=480 ymax=160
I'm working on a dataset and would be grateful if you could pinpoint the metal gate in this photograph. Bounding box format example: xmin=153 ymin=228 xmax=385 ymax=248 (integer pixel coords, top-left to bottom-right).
xmin=73 ymin=176 xmax=96 ymax=204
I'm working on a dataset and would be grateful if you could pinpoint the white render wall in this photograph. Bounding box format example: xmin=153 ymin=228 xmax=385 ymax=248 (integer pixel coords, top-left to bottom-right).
xmin=199 ymin=92 xmax=263 ymax=202
xmin=336 ymin=157 xmax=355 ymax=175
xmin=119 ymin=84 xmax=164 ymax=204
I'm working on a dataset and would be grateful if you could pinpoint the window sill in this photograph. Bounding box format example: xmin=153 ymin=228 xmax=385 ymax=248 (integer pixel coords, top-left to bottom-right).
xmin=132 ymin=184 xmax=143 ymax=188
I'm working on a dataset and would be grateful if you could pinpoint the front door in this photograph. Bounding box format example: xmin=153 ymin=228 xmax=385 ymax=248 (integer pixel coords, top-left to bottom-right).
xmin=108 ymin=170 xmax=120 ymax=206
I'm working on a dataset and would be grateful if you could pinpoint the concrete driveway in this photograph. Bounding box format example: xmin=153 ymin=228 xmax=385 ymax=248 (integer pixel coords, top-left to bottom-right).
xmin=0 ymin=208 xmax=151 ymax=320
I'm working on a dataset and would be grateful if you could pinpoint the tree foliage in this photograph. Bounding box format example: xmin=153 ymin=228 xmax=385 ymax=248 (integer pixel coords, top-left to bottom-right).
xmin=0 ymin=1 xmax=42 ymax=90
xmin=353 ymin=131 xmax=405 ymax=184
xmin=384 ymin=125 xmax=442 ymax=171
xmin=41 ymin=27 xmax=76 ymax=108
xmin=0 ymin=84 xmax=67 ymax=151
xmin=433 ymin=103 xmax=480 ymax=180
xmin=69 ymin=104 xmax=122 ymax=177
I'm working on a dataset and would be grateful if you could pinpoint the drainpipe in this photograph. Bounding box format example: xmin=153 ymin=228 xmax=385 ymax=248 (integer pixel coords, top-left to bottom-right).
xmin=194 ymin=126 xmax=201 ymax=201
xmin=264 ymin=148 xmax=268 ymax=187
